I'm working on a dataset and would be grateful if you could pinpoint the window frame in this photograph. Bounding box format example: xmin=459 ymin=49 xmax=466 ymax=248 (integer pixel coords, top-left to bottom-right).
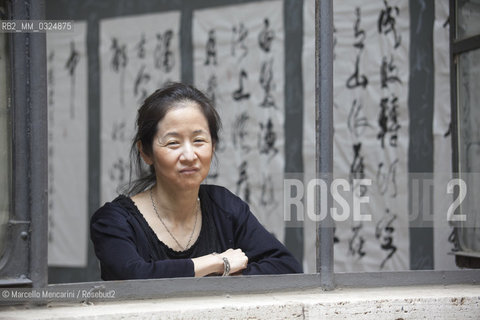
xmin=0 ymin=0 xmax=47 ymax=288
xmin=449 ymin=0 xmax=480 ymax=263
xmin=1 ymin=0 xmax=479 ymax=303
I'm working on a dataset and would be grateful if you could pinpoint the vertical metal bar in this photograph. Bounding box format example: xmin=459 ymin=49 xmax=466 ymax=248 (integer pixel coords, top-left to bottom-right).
xmin=0 ymin=0 xmax=47 ymax=289
xmin=0 ymin=0 xmax=51 ymax=289
xmin=315 ymin=0 xmax=334 ymax=289
xmin=449 ymin=0 xmax=462 ymax=261
xmin=283 ymin=0 xmax=305 ymax=266
xmin=449 ymin=0 xmax=458 ymax=175
xmin=6 ymin=0 xmax=33 ymax=283
xmin=10 ymin=0 xmax=48 ymax=287
xmin=408 ymin=0 xmax=435 ymax=270
xmin=28 ymin=0 xmax=48 ymax=288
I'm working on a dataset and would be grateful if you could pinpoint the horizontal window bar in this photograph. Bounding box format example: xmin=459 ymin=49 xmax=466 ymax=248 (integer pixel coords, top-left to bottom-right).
xmin=452 ymin=34 xmax=480 ymax=55
xmin=2 ymin=271 xmax=476 ymax=304
xmin=0 ymin=278 xmax=32 ymax=287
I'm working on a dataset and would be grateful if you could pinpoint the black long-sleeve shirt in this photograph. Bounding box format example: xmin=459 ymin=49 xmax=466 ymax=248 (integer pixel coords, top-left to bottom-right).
xmin=90 ymin=184 xmax=302 ymax=280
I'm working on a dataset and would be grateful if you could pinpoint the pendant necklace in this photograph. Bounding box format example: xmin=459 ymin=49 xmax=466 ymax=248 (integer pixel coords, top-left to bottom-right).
xmin=149 ymin=188 xmax=199 ymax=251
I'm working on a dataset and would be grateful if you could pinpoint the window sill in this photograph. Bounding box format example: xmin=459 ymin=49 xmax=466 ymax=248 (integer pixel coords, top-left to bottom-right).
xmin=0 ymin=284 xmax=479 ymax=319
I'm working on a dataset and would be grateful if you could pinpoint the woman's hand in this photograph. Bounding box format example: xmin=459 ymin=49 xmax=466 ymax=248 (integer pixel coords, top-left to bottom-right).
xmin=192 ymin=248 xmax=248 ymax=277
xmin=218 ymin=248 xmax=248 ymax=275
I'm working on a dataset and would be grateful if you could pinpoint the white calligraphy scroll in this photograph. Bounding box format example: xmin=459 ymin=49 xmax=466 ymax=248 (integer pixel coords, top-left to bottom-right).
xmin=303 ymin=0 xmax=410 ymax=272
xmin=193 ymin=1 xmax=285 ymax=242
xmin=100 ymin=12 xmax=181 ymax=204
xmin=47 ymin=22 xmax=88 ymax=267
xmin=433 ymin=0 xmax=459 ymax=271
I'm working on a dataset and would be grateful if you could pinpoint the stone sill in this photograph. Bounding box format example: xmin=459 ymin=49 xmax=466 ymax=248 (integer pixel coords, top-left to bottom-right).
xmin=1 ymin=284 xmax=479 ymax=319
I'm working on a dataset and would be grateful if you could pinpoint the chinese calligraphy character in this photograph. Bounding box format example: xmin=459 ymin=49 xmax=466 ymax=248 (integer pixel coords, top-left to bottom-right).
xmin=378 ymin=0 xmax=401 ymax=48
xmin=136 ymin=33 xmax=146 ymax=59
xmin=259 ymin=58 xmax=276 ymax=108
xmin=206 ymin=74 xmax=218 ymax=106
xmin=134 ymin=65 xmax=151 ymax=103
xmin=346 ymin=55 xmax=369 ymax=89
xmin=258 ymin=118 xmax=278 ymax=160
xmin=205 ymin=29 xmax=217 ymax=66
xmin=65 ymin=41 xmax=80 ymax=119
xmin=347 ymin=98 xmax=371 ymax=137
xmin=376 ymin=158 xmax=399 ymax=197
xmin=110 ymin=38 xmax=128 ymax=73
xmin=110 ymin=38 xmax=128 ymax=106
xmin=232 ymin=112 xmax=251 ymax=152
xmin=154 ymin=30 xmax=175 ymax=73
xmin=111 ymin=120 xmax=127 ymax=142
xmin=236 ymin=161 xmax=251 ymax=203
xmin=377 ymin=94 xmax=400 ymax=148
xmin=349 ymin=223 xmax=366 ymax=258
xmin=258 ymin=18 xmax=275 ymax=52
xmin=380 ymin=55 xmax=402 ymax=88
xmin=353 ymin=7 xmax=366 ymax=49
xmin=375 ymin=210 xmax=397 ymax=269
xmin=109 ymin=158 xmax=129 ymax=186
xmin=232 ymin=69 xmax=251 ymax=101
xmin=349 ymin=143 xmax=367 ymax=196
xmin=231 ymin=22 xmax=248 ymax=61
xmin=162 ymin=30 xmax=174 ymax=73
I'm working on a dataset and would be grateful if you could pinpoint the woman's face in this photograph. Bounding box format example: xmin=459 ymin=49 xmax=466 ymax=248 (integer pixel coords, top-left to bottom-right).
xmin=142 ymin=101 xmax=214 ymax=192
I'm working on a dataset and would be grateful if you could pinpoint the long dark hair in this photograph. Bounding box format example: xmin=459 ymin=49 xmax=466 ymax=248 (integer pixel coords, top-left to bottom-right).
xmin=123 ymin=82 xmax=221 ymax=196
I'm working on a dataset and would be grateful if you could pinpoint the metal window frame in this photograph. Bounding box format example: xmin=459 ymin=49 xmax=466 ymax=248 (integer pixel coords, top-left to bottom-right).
xmin=450 ymin=0 xmax=480 ymax=170
xmin=449 ymin=0 xmax=480 ymax=262
xmin=33 ymin=270 xmax=480 ymax=303
xmin=315 ymin=0 xmax=334 ymax=291
xmin=1 ymin=0 xmax=480 ymax=304
xmin=0 ymin=0 xmax=47 ymax=288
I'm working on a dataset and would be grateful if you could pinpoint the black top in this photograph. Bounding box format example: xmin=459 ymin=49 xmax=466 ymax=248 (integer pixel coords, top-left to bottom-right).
xmin=114 ymin=194 xmax=222 ymax=260
xmin=91 ymin=184 xmax=303 ymax=280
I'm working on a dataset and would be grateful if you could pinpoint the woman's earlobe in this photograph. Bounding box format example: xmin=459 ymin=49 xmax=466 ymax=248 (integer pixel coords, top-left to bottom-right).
xmin=137 ymin=141 xmax=153 ymax=166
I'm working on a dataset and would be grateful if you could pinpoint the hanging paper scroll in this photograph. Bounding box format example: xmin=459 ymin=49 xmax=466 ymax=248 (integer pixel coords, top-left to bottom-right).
xmin=47 ymin=22 xmax=88 ymax=266
xmin=303 ymin=0 xmax=411 ymax=272
xmin=100 ymin=12 xmax=181 ymax=203
xmin=193 ymin=1 xmax=285 ymax=242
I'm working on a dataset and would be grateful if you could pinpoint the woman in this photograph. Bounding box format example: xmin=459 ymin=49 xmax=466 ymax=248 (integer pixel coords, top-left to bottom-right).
xmin=91 ymin=82 xmax=302 ymax=280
